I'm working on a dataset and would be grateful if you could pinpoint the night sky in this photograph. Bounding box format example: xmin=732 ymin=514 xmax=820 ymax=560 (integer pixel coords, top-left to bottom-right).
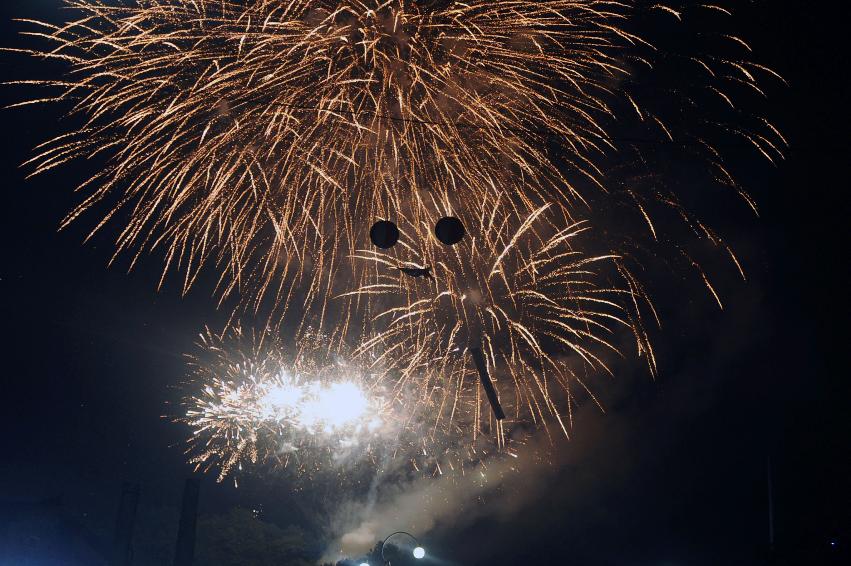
xmin=0 ymin=1 xmax=848 ymax=565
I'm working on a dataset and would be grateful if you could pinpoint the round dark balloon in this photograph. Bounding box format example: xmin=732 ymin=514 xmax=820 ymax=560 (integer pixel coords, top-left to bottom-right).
xmin=434 ymin=216 xmax=465 ymax=246
xmin=370 ymin=220 xmax=400 ymax=249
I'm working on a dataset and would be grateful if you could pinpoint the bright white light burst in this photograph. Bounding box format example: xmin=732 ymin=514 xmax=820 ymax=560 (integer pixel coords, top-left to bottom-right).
xmin=261 ymin=376 xmax=376 ymax=434
xmin=184 ymin=330 xmax=392 ymax=481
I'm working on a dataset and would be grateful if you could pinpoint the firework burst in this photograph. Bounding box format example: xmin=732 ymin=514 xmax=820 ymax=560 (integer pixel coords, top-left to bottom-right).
xmin=7 ymin=1 xmax=783 ymax=322
xmin=184 ymin=328 xmax=394 ymax=482
xmin=343 ymin=194 xmax=656 ymax=453
xmin=6 ymin=1 xmax=785 ymax=475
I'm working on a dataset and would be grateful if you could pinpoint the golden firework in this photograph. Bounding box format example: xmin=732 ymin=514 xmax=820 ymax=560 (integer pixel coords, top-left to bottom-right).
xmin=9 ymin=1 xmax=781 ymax=320
xmin=7 ymin=1 xmax=785 ymax=475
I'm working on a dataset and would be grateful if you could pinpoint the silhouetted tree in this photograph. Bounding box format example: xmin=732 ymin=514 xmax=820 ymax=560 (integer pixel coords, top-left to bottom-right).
xmin=131 ymin=505 xmax=313 ymax=566
xmin=194 ymin=508 xmax=313 ymax=566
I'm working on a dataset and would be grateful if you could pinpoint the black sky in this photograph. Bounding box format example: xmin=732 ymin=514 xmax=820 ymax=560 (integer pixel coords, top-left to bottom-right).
xmin=0 ymin=1 xmax=848 ymax=565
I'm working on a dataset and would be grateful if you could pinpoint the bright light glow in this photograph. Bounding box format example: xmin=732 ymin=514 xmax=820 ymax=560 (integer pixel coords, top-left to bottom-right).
xmin=413 ymin=546 xmax=426 ymax=559
xmin=359 ymin=563 xmax=370 ymax=566
xmin=304 ymin=381 xmax=370 ymax=431
xmin=183 ymin=330 xmax=393 ymax=482
xmin=260 ymin=380 xmax=301 ymax=420
xmin=258 ymin=378 xmax=371 ymax=433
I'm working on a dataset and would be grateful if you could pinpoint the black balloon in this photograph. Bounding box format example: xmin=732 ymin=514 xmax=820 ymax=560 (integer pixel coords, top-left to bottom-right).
xmin=434 ymin=216 xmax=465 ymax=246
xmin=370 ymin=220 xmax=400 ymax=249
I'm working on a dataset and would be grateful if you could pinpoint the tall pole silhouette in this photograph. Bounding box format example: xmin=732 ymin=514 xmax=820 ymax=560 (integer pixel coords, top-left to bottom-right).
xmin=110 ymin=482 xmax=140 ymax=566
xmin=173 ymin=478 xmax=200 ymax=566
xmin=768 ymin=456 xmax=775 ymax=555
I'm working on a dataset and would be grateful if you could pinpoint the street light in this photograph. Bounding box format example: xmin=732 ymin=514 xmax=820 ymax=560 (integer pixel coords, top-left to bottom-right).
xmin=381 ymin=531 xmax=426 ymax=563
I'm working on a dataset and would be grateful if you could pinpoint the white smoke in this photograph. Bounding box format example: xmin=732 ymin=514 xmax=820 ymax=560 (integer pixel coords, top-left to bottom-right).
xmin=318 ymin=402 xmax=618 ymax=564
